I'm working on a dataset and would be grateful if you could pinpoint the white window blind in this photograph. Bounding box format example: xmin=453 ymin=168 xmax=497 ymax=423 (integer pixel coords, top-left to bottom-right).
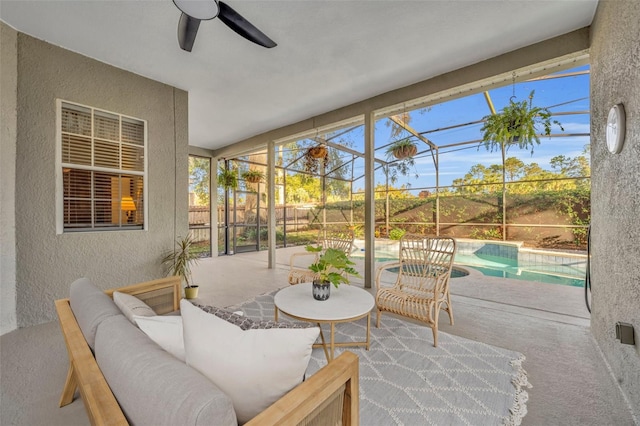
xmin=59 ymin=101 xmax=146 ymax=232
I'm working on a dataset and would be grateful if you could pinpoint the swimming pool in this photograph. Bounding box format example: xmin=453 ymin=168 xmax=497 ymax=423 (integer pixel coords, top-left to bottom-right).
xmin=352 ymin=239 xmax=587 ymax=287
xmin=454 ymin=253 xmax=585 ymax=287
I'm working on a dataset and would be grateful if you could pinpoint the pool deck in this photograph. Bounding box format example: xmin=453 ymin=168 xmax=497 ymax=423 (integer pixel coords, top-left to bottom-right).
xmin=192 ymin=245 xmax=591 ymax=324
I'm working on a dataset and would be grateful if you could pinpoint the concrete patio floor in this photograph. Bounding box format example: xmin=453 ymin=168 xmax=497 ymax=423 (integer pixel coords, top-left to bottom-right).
xmin=1 ymin=246 xmax=637 ymax=425
xmin=191 ymin=247 xmax=636 ymax=425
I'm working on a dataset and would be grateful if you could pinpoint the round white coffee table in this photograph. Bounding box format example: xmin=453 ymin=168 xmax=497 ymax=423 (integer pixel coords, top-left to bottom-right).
xmin=274 ymin=283 xmax=375 ymax=362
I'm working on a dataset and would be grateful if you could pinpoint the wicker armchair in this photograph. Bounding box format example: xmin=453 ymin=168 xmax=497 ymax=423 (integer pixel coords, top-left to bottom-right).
xmin=288 ymin=230 xmax=355 ymax=285
xmin=375 ymin=235 xmax=456 ymax=347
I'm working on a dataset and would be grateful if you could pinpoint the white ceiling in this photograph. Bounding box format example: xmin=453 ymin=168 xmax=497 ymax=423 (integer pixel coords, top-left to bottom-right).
xmin=0 ymin=0 xmax=598 ymax=150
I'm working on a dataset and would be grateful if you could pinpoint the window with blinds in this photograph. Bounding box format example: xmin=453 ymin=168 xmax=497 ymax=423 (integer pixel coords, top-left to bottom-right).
xmin=58 ymin=101 xmax=146 ymax=232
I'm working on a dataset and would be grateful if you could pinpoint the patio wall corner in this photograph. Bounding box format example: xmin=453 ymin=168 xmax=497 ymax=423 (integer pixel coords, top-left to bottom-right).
xmin=1 ymin=22 xmax=18 ymax=335
xmin=590 ymin=0 xmax=640 ymax=418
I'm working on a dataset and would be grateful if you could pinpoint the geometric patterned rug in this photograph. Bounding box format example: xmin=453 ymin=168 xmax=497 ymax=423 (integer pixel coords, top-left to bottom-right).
xmin=232 ymin=291 xmax=532 ymax=426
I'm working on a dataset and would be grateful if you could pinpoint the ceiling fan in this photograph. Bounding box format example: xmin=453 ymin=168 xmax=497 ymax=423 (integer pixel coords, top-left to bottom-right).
xmin=173 ymin=0 xmax=277 ymax=52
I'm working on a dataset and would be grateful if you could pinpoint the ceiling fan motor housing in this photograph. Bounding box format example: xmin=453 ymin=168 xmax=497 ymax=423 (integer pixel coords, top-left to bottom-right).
xmin=173 ymin=0 xmax=219 ymax=20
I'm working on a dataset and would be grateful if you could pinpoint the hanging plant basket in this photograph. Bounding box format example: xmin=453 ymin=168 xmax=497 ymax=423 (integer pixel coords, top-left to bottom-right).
xmin=384 ymin=138 xmax=419 ymax=185
xmin=308 ymin=146 xmax=327 ymax=159
xmin=480 ymin=90 xmax=563 ymax=153
xmin=242 ymin=170 xmax=264 ymax=184
xmin=392 ymin=144 xmax=417 ymax=159
xmin=386 ymin=138 xmax=418 ymax=160
xmin=217 ymin=166 xmax=238 ymax=190
xmin=303 ymin=145 xmax=329 ymax=174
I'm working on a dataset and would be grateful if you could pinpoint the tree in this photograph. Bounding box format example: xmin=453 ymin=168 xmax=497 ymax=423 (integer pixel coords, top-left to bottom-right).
xmin=453 ymin=154 xmax=590 ymax=194
xmin=375 ymin=184 xmax=413 ymax=199
xmin=189 ymin=157 xmax=210 ymax=206
xmin=352 ymin=184 xmax=413 ymax=201
xmin=285 ymin=173 xmax=321 ymax=204
xmin=504 ymin=157 xmax=526 ymax=181
xmin=550 ymin=154 xmax=590 ymax=178
xmin=453 ymin=164 xmax=501 ymax=194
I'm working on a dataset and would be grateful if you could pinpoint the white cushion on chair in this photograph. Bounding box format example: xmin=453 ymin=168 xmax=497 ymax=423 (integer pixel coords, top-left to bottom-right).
xmin=181 ymin=299 xmax=319 ymax=424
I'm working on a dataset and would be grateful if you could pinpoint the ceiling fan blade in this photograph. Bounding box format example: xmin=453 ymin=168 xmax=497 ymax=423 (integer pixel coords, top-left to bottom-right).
xmin=177 ymin=12 xmax=201 ymax=52
xmin=217 ymin=1 xmax=277 ymax=48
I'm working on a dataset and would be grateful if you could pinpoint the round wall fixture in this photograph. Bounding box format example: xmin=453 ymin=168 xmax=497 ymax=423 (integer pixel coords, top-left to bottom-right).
xmin=606 ymin=103 xmax=626 ymax=154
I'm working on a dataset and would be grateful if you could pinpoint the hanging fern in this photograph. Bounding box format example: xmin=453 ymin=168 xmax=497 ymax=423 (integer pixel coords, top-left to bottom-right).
xmin=384 ymin=138 xmax=419 ymax=184
xmin=480 ymin=91 xmax=563 ymax=154
xmin=217 ymin=165 xmax=238 ymax=189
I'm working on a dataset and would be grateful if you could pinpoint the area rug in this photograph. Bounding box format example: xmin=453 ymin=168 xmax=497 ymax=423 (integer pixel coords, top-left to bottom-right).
xmin=230 ymin=291 xmax=532 ymax=426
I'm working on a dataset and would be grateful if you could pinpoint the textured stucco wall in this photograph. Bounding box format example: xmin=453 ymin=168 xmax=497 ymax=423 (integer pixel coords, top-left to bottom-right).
xmin=590 ymin=0 xmax=640 ymax=417
xmin=1 ymin=23 xmax=18 ymax=334
xmin=13 ymin=33 xmax=189 ymax=328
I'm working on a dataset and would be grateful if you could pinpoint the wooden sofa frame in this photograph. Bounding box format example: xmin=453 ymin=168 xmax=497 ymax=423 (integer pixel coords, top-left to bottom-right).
xmin=55 ymin=276 xmax=359 ymax=426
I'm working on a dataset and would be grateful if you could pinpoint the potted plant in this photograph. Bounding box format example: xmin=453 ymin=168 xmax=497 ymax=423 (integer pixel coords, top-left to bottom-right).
xmin=305 ymin=245 xmax=362 ymax=301
xmin=161 ymin=234 xmax=200 ymax=299
xmin=241 ymin=169 xmax=265 ymax=184
xmin=385 ymin=138 xmax=419 ymax=184
xmin=303 ymin=145 xmax=329 ymax=174
xmin=386 ymin=138 xmax=418 ymax=159
xmin=480 ymin=90 xmax=563 ymax=154
xmin=217 ymin=165 xmax=238 ymax=190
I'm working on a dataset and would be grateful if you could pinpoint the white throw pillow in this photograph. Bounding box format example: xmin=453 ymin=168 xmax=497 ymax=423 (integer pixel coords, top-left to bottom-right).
xmin=181 ymin=300 xmax=320 ymax=425
xmin=113 ymin=291 xmax=155 ymax=324
xmin=133 ymin=315 xmax=185 ymax=362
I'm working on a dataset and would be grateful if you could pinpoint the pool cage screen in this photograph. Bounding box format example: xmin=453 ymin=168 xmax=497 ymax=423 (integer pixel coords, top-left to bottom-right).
xmin=211 ymin=67 xmax=590 ymax=255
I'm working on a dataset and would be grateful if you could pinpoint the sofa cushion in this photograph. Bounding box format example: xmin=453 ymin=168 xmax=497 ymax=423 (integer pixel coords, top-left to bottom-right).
xmin=181 ymin=300 xmax=320 ymax=425
xmin=69 ymin=277 xmax=122 ymax=350
xmin=95 ymin=315 xmax=236 ymax=426
xmin=133 ymin=315 xmax=185 ymax=361
xmin=194 ymin=303 xmax=317 ymax=330
xmin=113 ymin=291 xmax=156 ymax=324
xmin=131 ymin=305 xmax=313 ymax=364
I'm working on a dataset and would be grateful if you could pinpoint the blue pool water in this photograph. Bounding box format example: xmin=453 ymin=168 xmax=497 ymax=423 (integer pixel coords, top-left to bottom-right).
xmin=462 ymin=263 xmax=585 ymax=287
xmin=454 ymin=253 xmax=586 ymax=287
xmin=353 ymin=241 xmax=586 ymax=287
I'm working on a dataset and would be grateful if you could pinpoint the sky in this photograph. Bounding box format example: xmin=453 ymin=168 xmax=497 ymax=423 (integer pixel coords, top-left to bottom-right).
xmin=333 ymin=65 xmax=591 ymax=193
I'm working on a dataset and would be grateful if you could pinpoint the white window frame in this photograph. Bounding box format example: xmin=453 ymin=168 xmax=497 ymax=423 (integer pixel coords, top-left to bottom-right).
xmin=55 ymin=99 xmax=148 ymax=234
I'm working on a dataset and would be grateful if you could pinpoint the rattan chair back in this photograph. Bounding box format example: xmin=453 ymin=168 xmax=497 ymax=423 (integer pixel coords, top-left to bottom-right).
xmin=396 ymin=234 xmax=456 ymax=298
xmin=318 ymin=229 xmax=355 ymax=255
xmin=288 ymin=229 xmax=355 ymax=285
xmin=375 ymin=234 xmax=456 ymax=347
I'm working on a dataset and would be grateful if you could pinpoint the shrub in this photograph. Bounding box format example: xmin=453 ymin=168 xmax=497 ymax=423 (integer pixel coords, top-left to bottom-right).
xmin=389 ymin=228 xmax=406 ymax=240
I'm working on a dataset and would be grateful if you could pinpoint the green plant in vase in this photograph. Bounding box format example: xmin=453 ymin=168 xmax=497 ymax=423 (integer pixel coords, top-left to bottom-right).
xmin=306 ymin=246 xmax=361 ymax=301
xmin=161 ymin=234 xmax=200 ymax=299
